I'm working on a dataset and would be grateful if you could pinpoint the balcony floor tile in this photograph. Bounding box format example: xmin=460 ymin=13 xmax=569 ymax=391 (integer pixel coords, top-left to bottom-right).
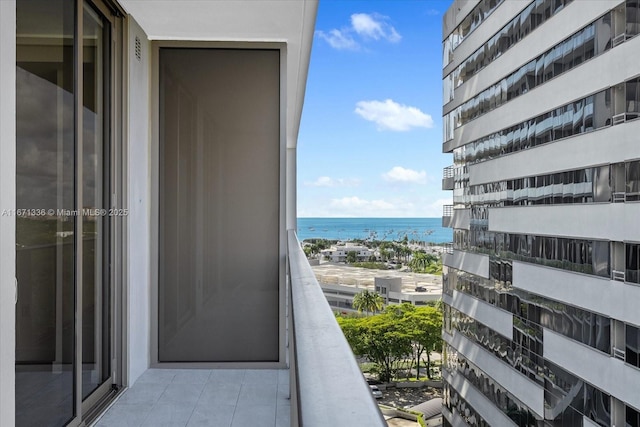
xmin=92 ymin=369 xmax=290 ymax=427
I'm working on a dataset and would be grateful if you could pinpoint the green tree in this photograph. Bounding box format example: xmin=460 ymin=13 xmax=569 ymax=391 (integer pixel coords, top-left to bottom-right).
xmin=404 ymin=306 xmax=442 ymax=379
xmin=384 ymin=304 xmax=442 ymax=379
xmin=352 ymin=289 xmax=384 ymax=316
xmin=409 ymin=251 xmax=442 ymax=274
xmin=346 ymin=250 xmax=357 ymax=264
xmin=337 ymin=313 xmax=412 ymax=382
xmin=409 ymin=251 xmax=428 ymax=272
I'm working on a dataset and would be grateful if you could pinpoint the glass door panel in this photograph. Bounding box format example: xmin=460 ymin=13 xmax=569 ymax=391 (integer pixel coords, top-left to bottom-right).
xmin=16 ymin=1 xmax=76 ymax=425
xmin=82 ymin=1 xmax=111 ymax=400
xmin=16 ymin=0 xmax=115 ymax=424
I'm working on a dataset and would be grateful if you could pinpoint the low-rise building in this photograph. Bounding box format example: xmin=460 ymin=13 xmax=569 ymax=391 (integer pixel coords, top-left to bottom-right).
xmin=312 ymin=264 xmax=442 ymax=313
xmin=320 ymin=243 xmax=375 ymax=263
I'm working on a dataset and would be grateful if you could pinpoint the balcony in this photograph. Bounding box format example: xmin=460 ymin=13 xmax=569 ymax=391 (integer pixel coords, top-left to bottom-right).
xmin=442 ymin=166 xmax=454 ymax=190
xmin=442 ymin=205 xmax=453 ymax=228
xmin=93 ymin=231 xmax=386 ymax=427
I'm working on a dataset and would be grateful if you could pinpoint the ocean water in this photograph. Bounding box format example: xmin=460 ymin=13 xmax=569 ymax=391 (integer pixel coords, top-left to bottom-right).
xmin=296 ymin=218 xmax=452 ymax=244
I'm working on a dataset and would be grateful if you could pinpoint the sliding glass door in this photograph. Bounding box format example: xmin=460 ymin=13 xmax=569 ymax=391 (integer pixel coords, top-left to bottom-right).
xmin=16 ymin=1 xmax=117 ymax=425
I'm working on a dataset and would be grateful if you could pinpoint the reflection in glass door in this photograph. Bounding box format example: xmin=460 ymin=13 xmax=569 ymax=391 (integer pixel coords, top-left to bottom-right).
xmin=16 ymin=1 xmax=115 ymax=425
xmin=82 ymin=2 xmax=111 ymax=402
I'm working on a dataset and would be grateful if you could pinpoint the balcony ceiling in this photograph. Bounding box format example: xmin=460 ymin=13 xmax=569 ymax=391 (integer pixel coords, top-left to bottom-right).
xmin=118 ymin=0 xmax=318 ymax=148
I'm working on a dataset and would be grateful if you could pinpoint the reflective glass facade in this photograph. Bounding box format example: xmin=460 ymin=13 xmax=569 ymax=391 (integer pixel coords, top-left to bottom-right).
xmin=442 ymin=0 xmax=640 ymax=425
xmin=444 ymin=0 xmax=573 ymax=104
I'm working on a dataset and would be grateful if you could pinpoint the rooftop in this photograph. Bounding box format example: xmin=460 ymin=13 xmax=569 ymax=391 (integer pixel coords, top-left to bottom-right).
xmin=312 ymin=263 xmax=442 ymax=296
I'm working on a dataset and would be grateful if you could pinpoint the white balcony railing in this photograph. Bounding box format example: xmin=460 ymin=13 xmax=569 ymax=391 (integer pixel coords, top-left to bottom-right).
xmin=287 ymin=230 xmax=386 ymax=427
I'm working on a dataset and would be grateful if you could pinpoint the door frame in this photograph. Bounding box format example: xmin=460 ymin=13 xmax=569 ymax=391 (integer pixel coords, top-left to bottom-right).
xmin=13 ymin=0 xmax=125 ymax=425
xmin=79 ymin=0 xmax=126 ymax=421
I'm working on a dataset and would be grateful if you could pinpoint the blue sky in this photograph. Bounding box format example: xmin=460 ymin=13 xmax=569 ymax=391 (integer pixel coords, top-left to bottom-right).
xmin=297 ymin=0 xmax=453 ymax=218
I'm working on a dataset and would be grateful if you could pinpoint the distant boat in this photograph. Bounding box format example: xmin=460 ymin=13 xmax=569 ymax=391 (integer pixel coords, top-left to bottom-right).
xmin=308 ymin=227 xmax=315 ymax=231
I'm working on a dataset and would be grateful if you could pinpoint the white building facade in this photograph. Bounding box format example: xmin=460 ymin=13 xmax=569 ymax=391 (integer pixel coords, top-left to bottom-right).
xmin=0 ymin=1 xmax=317 ymax=425
xmin=441 ymin=1 xmax=640 ymax=426
xmin=320 ymin=243 xmax=375 ymax=263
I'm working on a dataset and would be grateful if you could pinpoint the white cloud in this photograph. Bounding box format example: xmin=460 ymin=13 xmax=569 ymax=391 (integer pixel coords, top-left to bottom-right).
xmin=298 ymin=193 xmax=452 ymax=218
xmin=316 ymin=12 xmax=401 ymax=50
xmin=315 ymin=29 xmax=359 ymax=50
xmin=351 ymin=13 xmax=401 ymax=43
xmin=330 ymin=196 xmax=395 ymax=212
xmin=382 ymin=166 xmax=427 ymax=184
xmin=355 ymin=99 xmax=434 ymax=131
xmin=305 ymin=176 xmax=361 ymax=187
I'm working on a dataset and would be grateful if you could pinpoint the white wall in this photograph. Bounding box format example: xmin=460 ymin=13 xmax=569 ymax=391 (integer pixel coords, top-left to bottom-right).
xmin=443 ymin=370 xmax=517 ymax=426
xmin=470 ymin=119 xmax=640 ymax=185
xmin=444 ymin=1 xmax=528 ymax=78
xmin=127 ymin=17 xmax=151 ymax=385
xmin=449 ymin=35 xmax=640 ymax=150
xmin=451 ymin=208 xmax=470 ymax=230
xmin=489 ymin=203 xmax=640 ymax=242
xmin=513 ymin=262 xmax=640 ymax=326
xmin=443 ymin=291 xmax=512 ymax=338
xmin=0 ymin=2 xmax=16 ymax=424
xmin=442 ymin=250 xmax=489 ymax=278
xmin=544 ymin=328 xmax=640 ymax=410
xmin=444 ymin=331 xmax=545 ymax=417
xmin=446 ymin=0 xmax=613 ymax=112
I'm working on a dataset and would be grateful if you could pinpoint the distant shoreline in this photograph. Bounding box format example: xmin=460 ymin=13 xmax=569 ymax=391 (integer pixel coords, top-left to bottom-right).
xmin=296 ymin=217 xmax=452 ymax=244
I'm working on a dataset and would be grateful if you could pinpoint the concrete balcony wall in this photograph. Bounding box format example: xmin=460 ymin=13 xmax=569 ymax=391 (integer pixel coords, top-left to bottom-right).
xmin=443 ymin=291 xmax=513 ymax=338
xmin=443 ymin=1 xmax=529 ymax=78
xmin=445 ymin=1 xmax=613 ymax=114
xmin=443 ymin=250 xmax=490 ymax=279
xmin=446 ymin=35 xmax=640 ymax=151
xmin=488 ymin=203 xmax=640 ymax=242
xmin=0 ymin=2 xmax=16 ymax=425
xmin=287 ymin=231 xmax=386 ymax=427
xmin=513 ymin=262 xmax=640 ymax=327
xmin=451 ymin=208 xmax=471 ymax=230
xmin=443 ymin=331 xmax=545 ymax=417
xmin=443 ymin=369 xmax=518 ymax=426
xmin=441 ymin=405 xmax=469 ymax=427
xmin=127 ymin=16 xmax=152 ymax=386
xmin=544 ymin=328 xmax=640 ymax=410
xmin=469 ymin=119 xmax=640 ymax=185
xmin=442 ymin=177 xmax=455 ymax=191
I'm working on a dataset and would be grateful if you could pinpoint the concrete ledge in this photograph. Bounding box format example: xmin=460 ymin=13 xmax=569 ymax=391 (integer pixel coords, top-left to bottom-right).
xmin=288 ymin=230 xmax=386 ymax=427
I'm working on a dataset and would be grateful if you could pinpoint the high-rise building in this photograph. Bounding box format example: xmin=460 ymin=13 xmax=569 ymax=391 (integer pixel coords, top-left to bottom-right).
xmin=441 ymin=1 xmax=640 ymax=426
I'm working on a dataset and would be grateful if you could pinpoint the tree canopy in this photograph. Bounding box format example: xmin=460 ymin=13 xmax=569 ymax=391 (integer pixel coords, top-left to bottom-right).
xmin=351 ymin=289 xmax=384 ymax=316
xmin=337 ymin=303 xmax=443 ymax=382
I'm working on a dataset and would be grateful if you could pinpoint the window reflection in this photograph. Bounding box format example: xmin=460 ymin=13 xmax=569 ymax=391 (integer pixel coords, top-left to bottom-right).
xmin=444 ymin=12 xmax=613 ymax=141
xmin=443 ymin=0 xmax=504 ymax=68
xmin=444 ymin=345 xmax=541 ymax=426
xmin=627 ymin=243 xmax=640 ymax=284
xmin=446 ymin=0 xmax=573 ymax=92
xmin=443 ymin=384 xmax=491 ymax=427
xmin=452 ymin=88 xmax=613 ymax=164
xmin=543 ymin=360 xmax=611 ymax=426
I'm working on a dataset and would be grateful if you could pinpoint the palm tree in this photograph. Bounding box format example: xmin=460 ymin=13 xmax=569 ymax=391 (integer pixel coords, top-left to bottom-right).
xmin=352 ymin=290 xmax=384 ymax=316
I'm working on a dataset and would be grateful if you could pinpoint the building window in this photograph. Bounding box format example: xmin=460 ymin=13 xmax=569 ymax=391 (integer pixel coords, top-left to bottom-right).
xmin=627 ymin=243 xmax=640 ymax=284
xmin=627 ymin=405 xmax=640 ymax=427
xmin=626 ymin=324 xmax=640 ymax=368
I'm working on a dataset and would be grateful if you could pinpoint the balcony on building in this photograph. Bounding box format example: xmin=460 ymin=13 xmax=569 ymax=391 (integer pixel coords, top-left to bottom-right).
xmin=442 ymin=166 xmax=455 ymax=190
xmin=93 ymin=231 xmax=386 ymax=427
